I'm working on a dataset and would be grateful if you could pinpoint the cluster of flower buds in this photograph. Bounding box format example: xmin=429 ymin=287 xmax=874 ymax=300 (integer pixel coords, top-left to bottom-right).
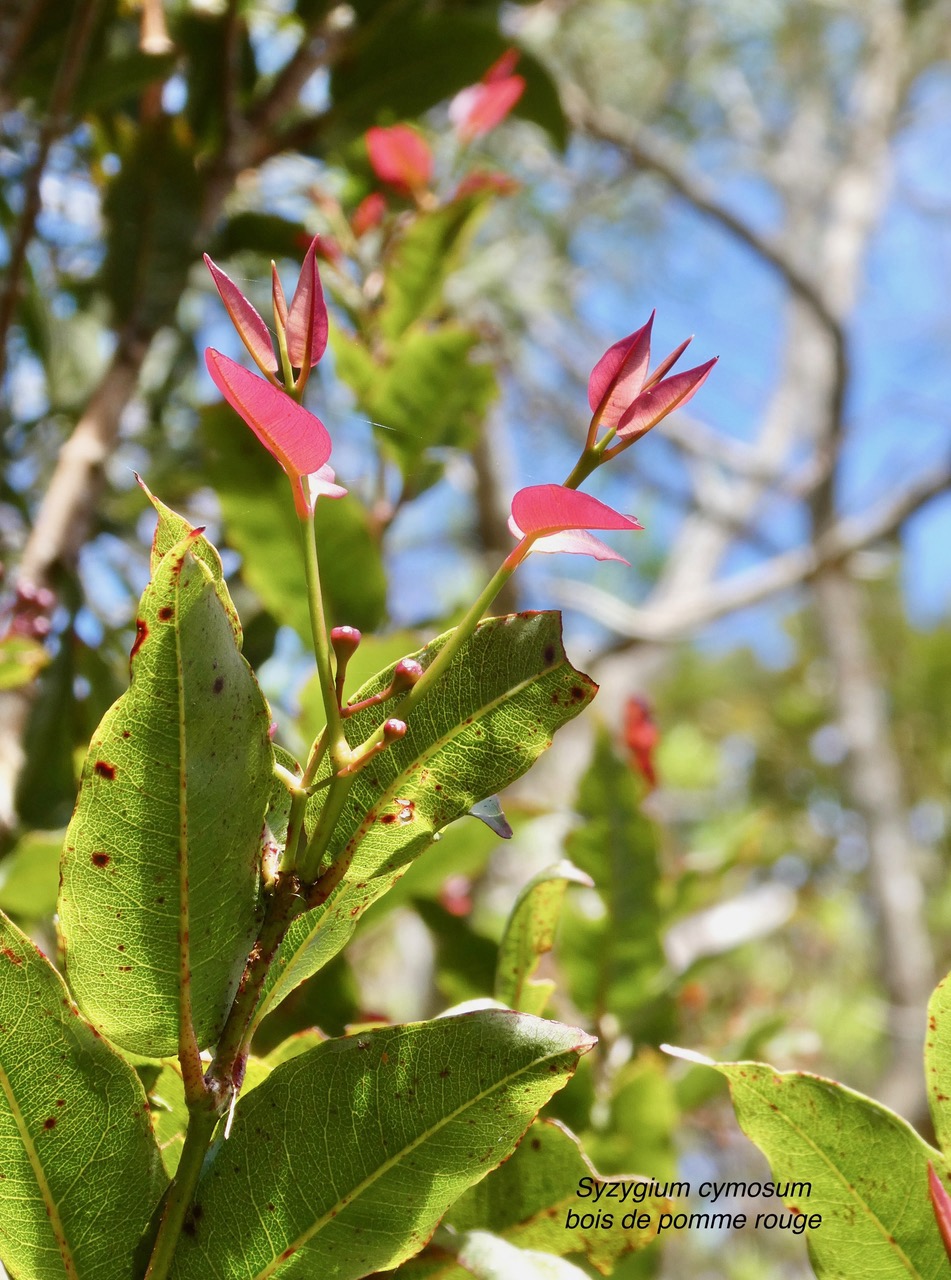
xmin=330 ymin=625 xmax=425 ymax=720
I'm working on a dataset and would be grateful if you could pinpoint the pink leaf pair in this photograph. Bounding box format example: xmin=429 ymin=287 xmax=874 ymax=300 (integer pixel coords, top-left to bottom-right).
xmin=588 ymin=314 xmax=717 ymax=441
xmin=206 ymin=350 xmax=342 ymax=519
xmin=366 ymin=125 xmax=433 ymax=195
xmin=509 ymin=484 xmax=642 ymax=563
xmin=204 ymin=236 xmax=328 ymax=376
xmin=929 ymin=1163 xmax=951 ymax=1263
xmin=450 ymin=50 xmax=526 ymax=142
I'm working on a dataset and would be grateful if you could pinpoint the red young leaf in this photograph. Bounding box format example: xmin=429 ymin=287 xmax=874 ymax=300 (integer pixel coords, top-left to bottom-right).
xmin=617 ymin=357 xmax=718 ymax=440
xmin=286 ymin=236 xmax=329 ymax=369
xmin=509 ymin=484 xmax=642 ymax=561
xmin=587 ymin=314 xmax=654 ymax=425
xmin=205 ymin=349 xmax=332 ymax=517
xmin=204 ymin=254 xmax=277 ymax=375
xmin=351 ymin=192 xmax=387 ymax=237
xmin=450 ymin=49 xmax=525 ymax=141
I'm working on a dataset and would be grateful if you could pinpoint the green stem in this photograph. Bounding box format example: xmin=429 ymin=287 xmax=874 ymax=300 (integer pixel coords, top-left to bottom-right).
xmin=143 ymin=1103 xmax=220 ymax=1280
xmin=299 ymin=514 xmax=351 ymax=772
xmin=296 ymin=772 xmax=355 ymax=884
xmin=341 ymin=542 xmax=531 ymax=774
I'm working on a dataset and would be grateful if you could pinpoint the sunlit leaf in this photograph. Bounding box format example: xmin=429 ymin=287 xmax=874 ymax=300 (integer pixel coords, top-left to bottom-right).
xmin=701 ymin=1055 xmax=951 ymax=1278
xmin=169 ymin=1011 xmax=593 ymax=1279
xmin=58 ymin=534 xmax=273 ymax=1056
xmin=0 ymin=911 xmax=166 ymax=1278
xmin=495 ymin=861 xmax=592 ymax=1015
xmin=257 ymin=613 xmax=596 ymax=1025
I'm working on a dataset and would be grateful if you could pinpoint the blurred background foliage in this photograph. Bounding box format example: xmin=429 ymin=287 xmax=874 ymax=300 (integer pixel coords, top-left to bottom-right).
xmin=4 ymin=1 xmax=951 ymax=1276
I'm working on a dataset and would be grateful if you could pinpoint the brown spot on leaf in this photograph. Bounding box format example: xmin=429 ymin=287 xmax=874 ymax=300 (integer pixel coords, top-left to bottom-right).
xmin=158 ymin=606 xmax=174 ymax=621
xmin=94 ymin=761 xmax=116 ymax=780
xmin=543 ymin=644 xmax=556 ymax=664
xmin=381 ymin=814 xmax=396 ymax=825
xmin=43 ymin=1117 xmax=57 ymax=1130
xmin=130 ymin=618 xmax=148 ymax=660
xmin=2 ymin=948 xmax=21 ymax=965
xmin=91 ymin=852 xmax=110 ymax=868
xmin=213 ymin=676 xmax=225 ymax=694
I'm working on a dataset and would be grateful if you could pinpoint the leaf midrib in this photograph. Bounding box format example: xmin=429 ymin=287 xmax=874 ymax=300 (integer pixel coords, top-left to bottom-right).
xmin=736 ymin=1069 xmax=931 ymax=1277
xmin=0 ymin=1058 xmax=78 ymax=1278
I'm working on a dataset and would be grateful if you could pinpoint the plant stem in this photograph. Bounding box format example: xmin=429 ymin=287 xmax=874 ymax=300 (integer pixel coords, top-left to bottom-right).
xmin=299 ymin=514 xmax=351 ymax=772
xmin=143 ymin=1103 xmax=220 ymax=1280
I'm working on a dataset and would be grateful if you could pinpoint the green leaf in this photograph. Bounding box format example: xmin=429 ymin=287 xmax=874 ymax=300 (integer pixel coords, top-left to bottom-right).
xmin=257 ymin=612 xmax=596 ymax=1025
xmin=329 ymin=15 xmax=567 ymax=147
xmin=0 ymin=634 xmax=49 ymax=691
xmin=333 ymin=326 xmax=498 ymax=476
xmin=380 ymin=200 xmax=488 ymax=340
xmin=58 ymin=534 xmax=273 ymax=1057
xmin=0 ymin=830 xmax=63 ymax=920
xmin=701 ymin=1054 xmax=950 ymax=1278
xmin=927 ymin=973 xmax=951 ymax=1152
xmin=561 ymin=732 xmax=668 ymax=1034
xmin=203 ymin=405 xmax=387 ymax=635
xmin=496 ymin=861 xmax=593 ymax=1015
xmin=0 ymin=911 xmax=167 ymax=1278
xmin=101 ymin=121 xmax=202 ymax=332
xmin=140 ymin=477 xmax=241 ymax=639
xmin=168 ymin=1011 xmax=594 ymax=1279
xmin=400 ymin=1120 xmax=662 ymax=1278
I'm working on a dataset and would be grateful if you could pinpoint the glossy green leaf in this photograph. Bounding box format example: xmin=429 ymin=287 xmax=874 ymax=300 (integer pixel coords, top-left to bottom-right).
xmin=399 ymin=1120 xmax=662 ymax=1279
xmin=561 ymin=732 xmax=668 ymax=1034
xmin=169 ymin=1010 xmax=594 ymax=1279
xmin=203 ymin=404 xmax=387 ymax=634
xmin=59 ymin=534 xmax=273 ymax=1056
xmin=495 ymin=861 xmax=593 ymax=1015
xmin=0 ymin=829 xmax=63 ymax=920
xmin=257 ymin=612 xmax=596 ymax=1025
xmin=701 ymin=1055 xmax=951 ymax=1278
xmin=0 ymin=911 xmax=167 ymax=1279
xmin=333 ymin=326 xmax=498 ymax=475
xmin=927 ymin=972 xmax=951 ymax=1153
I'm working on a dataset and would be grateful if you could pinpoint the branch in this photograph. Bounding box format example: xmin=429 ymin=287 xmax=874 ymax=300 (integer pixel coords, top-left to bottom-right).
xmin=0 ymin=0 xmax=103 ymax=383
xmin=555 ymin=459 xmax=951 ymax=642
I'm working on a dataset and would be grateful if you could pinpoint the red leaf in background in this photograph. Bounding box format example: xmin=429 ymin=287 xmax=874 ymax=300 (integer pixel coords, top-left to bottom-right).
xmin=351 ymin=191 xmax=387 ymax=237
xmin=450 ymin=49 xmax=526 ymax=141
xmin=624 ymin=695 xmax=659 ymax=790
xmin=366 ymin=125 xmax=433 ymax=194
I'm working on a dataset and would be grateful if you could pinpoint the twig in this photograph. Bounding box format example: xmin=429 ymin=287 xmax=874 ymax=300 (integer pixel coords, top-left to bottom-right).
xmin=0 ymin=0 xmax=103 ymax=383
xmin=555 ymin=459 xmax=951 ymax=642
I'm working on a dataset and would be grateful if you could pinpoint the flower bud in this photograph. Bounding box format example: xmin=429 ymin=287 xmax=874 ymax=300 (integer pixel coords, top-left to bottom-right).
xmin=382 ymin=718 xmax=408 ymax=742
xmin=390 ymin=658 xmax=424 ymax=693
